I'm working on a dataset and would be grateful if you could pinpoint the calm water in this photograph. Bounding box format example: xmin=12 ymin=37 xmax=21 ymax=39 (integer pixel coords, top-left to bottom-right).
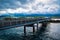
xmin=0 ymin=23 xmax=60 ymax=40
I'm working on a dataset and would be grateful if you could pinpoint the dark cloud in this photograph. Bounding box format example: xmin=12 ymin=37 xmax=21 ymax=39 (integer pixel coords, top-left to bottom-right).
xmin=0 ymin=0 xmax=30 ymax=10
xmin=0 ymin=0 xmax=16 ymax=10
xmin=0 ymin=0 xmax=60 ymax=14
xmin=17 ymin=0 xmax=28 ymax=4
xmin=18 ymin=0 xmax=34 ymax=4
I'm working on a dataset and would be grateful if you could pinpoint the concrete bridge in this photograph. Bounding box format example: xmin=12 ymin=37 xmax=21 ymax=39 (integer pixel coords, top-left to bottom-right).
xmin=0 ymin=18 xmax=60 ymax=36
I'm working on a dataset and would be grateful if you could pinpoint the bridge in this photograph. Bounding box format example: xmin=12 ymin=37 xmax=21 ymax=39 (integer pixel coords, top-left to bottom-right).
xmin=0 ymin=18 xmax=60 ymax=36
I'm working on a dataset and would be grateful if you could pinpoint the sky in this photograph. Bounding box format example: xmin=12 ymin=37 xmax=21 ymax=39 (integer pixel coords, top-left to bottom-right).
xmin=0 ymin=0 xmax=60 ymax=15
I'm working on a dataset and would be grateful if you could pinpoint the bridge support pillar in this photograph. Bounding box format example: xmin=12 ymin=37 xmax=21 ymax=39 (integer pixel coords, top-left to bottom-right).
xmin=33 ymin=25 xmax=35 ymax=34
xmin=24 ymin=26 xmax=26 ymax=36
xmin=41 ymin=22 xmax=48 ymax=27
xmin=24 ymin=24 xmax=35 ymax=36
xmin=37 ymin=23 xmax=39 ymax=31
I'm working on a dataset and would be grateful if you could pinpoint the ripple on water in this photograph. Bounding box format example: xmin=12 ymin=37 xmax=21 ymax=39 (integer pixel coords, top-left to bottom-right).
xmin=0 ymin=23 xmax=60 ymax=40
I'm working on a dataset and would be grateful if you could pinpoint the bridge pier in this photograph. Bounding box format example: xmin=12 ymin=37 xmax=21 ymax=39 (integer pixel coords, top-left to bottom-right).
xmin=41 ymin=22 xmax=48 ymax=28
xmin=24 ymin=24 xmax=35 ymax=36
xmin=24 ymin=26 xmax=26 ymax=36
xmin=33 ymin=25 xmax=35 ymax=34
xmin=37 ymin=23 xmax=39 ymax=31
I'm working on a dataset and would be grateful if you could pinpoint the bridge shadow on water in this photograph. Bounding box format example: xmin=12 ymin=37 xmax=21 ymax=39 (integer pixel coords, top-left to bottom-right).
xmin=29 ymin=25 xmax=48 ymax=40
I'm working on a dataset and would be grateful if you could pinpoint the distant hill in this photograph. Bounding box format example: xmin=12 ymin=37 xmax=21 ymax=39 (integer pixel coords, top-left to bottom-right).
xmin=13 ymin=13 xmax=60 ymax=17
xmin=0 ymin=13 xmax=60 ymax=18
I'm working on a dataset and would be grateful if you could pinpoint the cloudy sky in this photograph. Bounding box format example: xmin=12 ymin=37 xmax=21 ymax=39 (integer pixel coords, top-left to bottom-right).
xmin=0 ymin=0 xmax=60 ymax=14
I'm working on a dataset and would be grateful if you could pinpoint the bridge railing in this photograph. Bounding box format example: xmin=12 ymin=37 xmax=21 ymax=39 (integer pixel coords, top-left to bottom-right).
xmin=0 ymin=19 xmax=37 ymax=27
xmin=0 ymin=18 xmax=48 ymax=27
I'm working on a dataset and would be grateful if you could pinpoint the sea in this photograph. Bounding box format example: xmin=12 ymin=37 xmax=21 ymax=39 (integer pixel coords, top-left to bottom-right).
xmin=0 ymin=23 xmax=60 ymax=40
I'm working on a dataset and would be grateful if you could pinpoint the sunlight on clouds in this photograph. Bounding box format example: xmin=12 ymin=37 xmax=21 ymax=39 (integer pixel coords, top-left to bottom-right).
xmin=0 ymin=11 xmax=7 ymax=14
xmin=35 ymin=0 xmax=50 ymax=4
xmin=0 ymin=0 xmax=60 ymax=14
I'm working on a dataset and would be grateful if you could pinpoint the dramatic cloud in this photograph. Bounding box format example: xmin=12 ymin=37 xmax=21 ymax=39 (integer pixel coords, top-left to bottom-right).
xmin=0 ymin=0 xmax=60 ymax=14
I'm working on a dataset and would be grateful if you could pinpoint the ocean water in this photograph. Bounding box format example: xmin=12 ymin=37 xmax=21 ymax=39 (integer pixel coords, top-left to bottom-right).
xmin=0 ymin=23 xmax=60 ymax=40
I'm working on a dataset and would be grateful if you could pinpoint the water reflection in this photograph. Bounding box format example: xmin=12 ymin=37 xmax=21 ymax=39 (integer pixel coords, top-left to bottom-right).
xmin=0 ymin=23 xmax=60 ymax=40
xmin=47 ymin=23 xmax=60 ymax=40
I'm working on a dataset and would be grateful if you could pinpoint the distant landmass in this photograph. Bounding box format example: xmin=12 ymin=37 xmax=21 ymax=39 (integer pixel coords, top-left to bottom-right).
xmin=0 ymin=13 xmax=60 ymax=18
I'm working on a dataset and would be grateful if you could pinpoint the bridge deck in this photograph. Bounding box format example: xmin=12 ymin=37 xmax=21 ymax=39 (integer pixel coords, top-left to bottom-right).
xmin=0 ymin=18 xmax=60 ymax=30
xmin=0 ymin=18 xmax=49 ymax=29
